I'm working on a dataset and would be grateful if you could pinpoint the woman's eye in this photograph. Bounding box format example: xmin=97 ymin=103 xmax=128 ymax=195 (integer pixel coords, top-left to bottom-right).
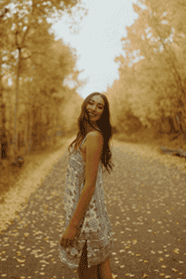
xmin=88 ymin=102 xmax=103 ymax=110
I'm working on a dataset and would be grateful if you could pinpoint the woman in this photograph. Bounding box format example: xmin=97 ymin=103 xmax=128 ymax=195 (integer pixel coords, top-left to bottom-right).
xmin=59 ymin=92 xmax=115 ymax=279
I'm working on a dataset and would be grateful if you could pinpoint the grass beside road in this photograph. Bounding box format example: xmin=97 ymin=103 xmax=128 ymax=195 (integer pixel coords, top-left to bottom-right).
xmin=113 ymin=127 xmax=186 ymax=150
xmin=0 ymin=131 xmax=77 ymax=204
xmin=112 ymin=128 xmax=186 ymax=173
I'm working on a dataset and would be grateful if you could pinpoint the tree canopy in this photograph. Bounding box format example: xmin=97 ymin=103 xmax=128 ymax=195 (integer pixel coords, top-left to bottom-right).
xmin=105 ymin=0 xmax=186 ymax=135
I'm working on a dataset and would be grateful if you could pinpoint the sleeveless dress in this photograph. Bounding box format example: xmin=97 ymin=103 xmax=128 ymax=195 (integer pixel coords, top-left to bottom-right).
xmin=59 ymin=133 xmax=114 ymax=269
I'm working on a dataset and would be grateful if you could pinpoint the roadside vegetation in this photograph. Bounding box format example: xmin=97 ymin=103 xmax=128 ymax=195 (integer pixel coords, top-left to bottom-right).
xmin=104 ymin=0 xmax=186 ymax=165
xmin=0 ymin=0 xmax=86 ymax=199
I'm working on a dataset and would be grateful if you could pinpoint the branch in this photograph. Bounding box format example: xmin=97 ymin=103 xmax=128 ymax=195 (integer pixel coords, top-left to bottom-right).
xmin=21 ymin=49 xmax=46 ymax=60
xmin=0 ymin=8 xmax=9 ymax=18
xmin=15 ymin=30 xmax=21 ymax=50
xmin=21 ymin=1 xmax=36 ymax=47
xmin=31 ymin=51 xmax=46 ymax=55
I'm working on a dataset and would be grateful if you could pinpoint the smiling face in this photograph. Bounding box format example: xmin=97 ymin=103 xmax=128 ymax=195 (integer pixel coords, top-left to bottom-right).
xmin=86 ymin=95 xmax=105 ymax=130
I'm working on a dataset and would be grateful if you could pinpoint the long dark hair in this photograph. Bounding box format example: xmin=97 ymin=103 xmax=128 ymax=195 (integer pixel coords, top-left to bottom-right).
xmin=68 ymin=92 xmax=115 ymax=174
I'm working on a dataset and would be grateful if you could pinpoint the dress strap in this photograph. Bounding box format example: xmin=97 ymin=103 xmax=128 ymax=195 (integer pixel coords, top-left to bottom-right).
xmin=80 ymin=135 xmax=87 ymax=149
xmin=80 ymin=128 xmax=101 ymax=149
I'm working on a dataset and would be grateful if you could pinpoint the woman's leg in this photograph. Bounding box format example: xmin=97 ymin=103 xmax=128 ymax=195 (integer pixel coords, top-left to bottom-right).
xmin=98 ymin=257 xmax=113 ymax=279
xmin=78 ymin=240 xmax=99 ymax=279
xmin=85 ymin=265 xmax=99 ymax=279
xmin=78 ymin=240 xmax=88 ymax=278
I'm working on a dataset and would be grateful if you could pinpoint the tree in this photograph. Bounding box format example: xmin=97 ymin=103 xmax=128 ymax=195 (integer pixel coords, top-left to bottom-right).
xmin=0 ymin=5 xmax=12 ymax=160
xmin=108 ymin=0 xmax=186 ymax=137
xmin=1 ymin=0 xmax=84 ymax=159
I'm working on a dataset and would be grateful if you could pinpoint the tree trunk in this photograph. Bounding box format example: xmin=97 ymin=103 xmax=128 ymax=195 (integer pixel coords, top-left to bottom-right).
xmin=168 ymin=117 xmax=178 ymax=134
xmin=1 ymin=104 xmax=8 ymax=160
xmin=0 ymin=49 xmax=8 ymax=160
xmin=25 ymin=82 xmax=32 ymax=154
xmin=52 ymin=98 xmax=56 ymax=146
xmin=0 ymin=50 xmax=3 ymax=160
xmin=13 ymin=46 xmax=22 ymax=157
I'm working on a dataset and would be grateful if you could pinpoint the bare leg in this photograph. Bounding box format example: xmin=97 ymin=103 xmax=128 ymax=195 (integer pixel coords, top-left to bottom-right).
xmin=78 ymin=241 xmax=88 ymax=279
xmin=85 ymin=265 xmax=99 ymax=279
xmin=78 ymin=240 xmax=99 ymax=279
xmin=98 ymin=257 xmax=113 ymax=279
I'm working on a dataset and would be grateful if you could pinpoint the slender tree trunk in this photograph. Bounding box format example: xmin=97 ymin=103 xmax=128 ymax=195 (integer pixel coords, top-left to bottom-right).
xmin=52 ymin=98 xmax=56 ymax=146
xmin=6 ymin=96 xmax=11 ymax=159
xmin=27 ymin=117 xmax=31 ymax=154
xmin=0 ymin=5 xmax=10 ymax=161
xmin=13 ymin=46 xmax=22 ymax=157
xmin=1 ymin=105 xmax=7 ymax=160
xmin=27 ymin=83 xmax=33 ymax=154
xmin=24 ymin=85 xmax=29 ymax=155
xmin=0 ymin=50 xmax=3 ymax=160
xmin=0 ymin=49 xmax=8 ymax=160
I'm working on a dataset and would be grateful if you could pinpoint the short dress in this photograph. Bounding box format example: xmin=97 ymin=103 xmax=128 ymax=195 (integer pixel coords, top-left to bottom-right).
xmin=59 ymin=133 xmax=114 ymax=269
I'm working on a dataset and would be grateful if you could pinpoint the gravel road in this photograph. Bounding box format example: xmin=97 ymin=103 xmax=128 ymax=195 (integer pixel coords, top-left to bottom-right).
xmin=0 ymin=139 xmax=186 ymax=279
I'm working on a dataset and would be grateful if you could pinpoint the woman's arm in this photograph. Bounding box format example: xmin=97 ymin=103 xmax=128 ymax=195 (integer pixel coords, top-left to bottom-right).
xmin=69 ymin=131 xmax=103 ymax=228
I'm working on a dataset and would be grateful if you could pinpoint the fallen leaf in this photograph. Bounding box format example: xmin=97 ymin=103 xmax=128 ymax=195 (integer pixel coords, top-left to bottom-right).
xmin=173 ymin=248 xmax=179 ymax=254
xmin=16 ymin=258 xmax=25 ymax=263
xmin=172 ymin=268 xmax=178 ymax=272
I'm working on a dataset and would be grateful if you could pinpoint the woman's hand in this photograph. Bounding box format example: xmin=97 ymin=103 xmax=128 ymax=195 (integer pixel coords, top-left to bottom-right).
xmin=60 ymin=224 xmax=78 ymax=248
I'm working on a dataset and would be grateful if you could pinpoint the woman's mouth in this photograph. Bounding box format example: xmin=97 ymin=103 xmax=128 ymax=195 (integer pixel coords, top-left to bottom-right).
xmin=89 ymin=112 xmax=97 ymax=117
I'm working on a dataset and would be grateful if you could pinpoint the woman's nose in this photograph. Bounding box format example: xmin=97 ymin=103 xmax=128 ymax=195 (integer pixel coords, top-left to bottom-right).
xmin=91 ymin=104 xmax=96 ymax=110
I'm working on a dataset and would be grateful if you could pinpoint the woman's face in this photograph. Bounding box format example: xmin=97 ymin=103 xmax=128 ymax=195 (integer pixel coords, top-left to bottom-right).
xmin=86 ymin=95 xmax=105 ymax=125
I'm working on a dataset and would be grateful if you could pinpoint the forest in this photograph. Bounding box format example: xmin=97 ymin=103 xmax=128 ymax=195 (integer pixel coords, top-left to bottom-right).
xmin=105 ymin=0 xmax=186 ymax=147
xmin=0 ymin=0 xmax=85 ymax=193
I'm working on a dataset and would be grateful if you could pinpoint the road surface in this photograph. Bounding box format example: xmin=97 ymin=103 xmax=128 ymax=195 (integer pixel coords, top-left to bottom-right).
xmin=0 ymin=139 xmax=186 ymax=279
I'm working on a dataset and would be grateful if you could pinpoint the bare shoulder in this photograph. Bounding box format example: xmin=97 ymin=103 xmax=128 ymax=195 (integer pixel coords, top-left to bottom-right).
xmin=87 ymin=130 xmax=104 ymax=144
xmin=87 ymin=130 xmax=103 ymax=139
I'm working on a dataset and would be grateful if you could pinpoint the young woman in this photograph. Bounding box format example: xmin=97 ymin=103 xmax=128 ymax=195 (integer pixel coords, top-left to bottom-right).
xmin=59 ymin=92 xmax=115 ymax=279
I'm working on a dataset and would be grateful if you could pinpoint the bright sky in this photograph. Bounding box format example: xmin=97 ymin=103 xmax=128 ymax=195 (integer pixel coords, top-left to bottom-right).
xmin=50 ymin=0 xmax=138 ymax=99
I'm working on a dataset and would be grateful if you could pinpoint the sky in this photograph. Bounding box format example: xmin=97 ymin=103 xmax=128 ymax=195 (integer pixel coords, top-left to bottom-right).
xmin=50 ymin=0 xmax=138 ymax=100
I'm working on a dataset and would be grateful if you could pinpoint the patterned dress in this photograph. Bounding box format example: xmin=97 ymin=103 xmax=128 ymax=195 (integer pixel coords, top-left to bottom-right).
xmin=59 ymin=133 xmax=114 ymax=269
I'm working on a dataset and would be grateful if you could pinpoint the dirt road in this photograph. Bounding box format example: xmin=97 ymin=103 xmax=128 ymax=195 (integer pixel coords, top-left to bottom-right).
xmin=0 ymin=136 xmax=186 ymax=278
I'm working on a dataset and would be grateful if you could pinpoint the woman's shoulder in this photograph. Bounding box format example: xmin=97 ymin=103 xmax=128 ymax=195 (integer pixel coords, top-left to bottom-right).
xmin=86 ymin=130 xmax=104 ymax=143
xmin=87 ymin=129 xmax=102 ymax=136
